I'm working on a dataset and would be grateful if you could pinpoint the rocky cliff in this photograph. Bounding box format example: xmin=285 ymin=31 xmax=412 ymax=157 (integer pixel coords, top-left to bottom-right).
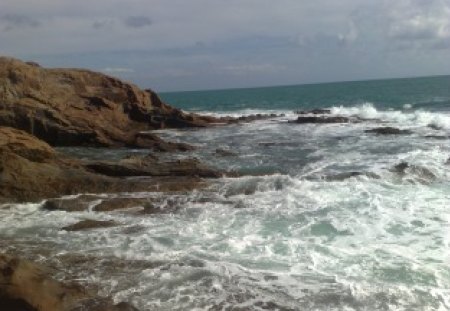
xmin=0 ymin=57 xmax=218 ymax=148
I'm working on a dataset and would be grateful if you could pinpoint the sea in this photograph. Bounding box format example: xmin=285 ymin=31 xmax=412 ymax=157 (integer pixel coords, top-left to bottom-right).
xmin=1 ymin=76 xmax=450 ymax=310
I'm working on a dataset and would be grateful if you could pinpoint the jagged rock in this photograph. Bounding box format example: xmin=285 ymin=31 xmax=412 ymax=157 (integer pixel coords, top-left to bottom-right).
xmin=365 ymin=127 xmax=412 ymax=135
xmin=291 ymin=116 xmax=353 ymax=124
xmin=0 ymin=57 xmax=213 ymax=149
xmin=0 ymin=127 xmax=213 ymax=203
xmin=295 ymin=108 xmax=331 ymax=115
xmin=391 ymin=161 xmax=436 ymax=182
xmin=0 ymin=254 xmax=139 ymax=311
xmin=62 ymin=219 xmax=118 ymax=231
xmin=85 ymin=154 xmax=222 ymax=178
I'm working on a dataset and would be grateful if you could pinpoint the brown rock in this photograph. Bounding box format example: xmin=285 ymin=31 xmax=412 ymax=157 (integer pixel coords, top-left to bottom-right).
xmin=0 ymin=254 xmax=138 ymax=311
xmin=0 ymin=57 xmax=213 ymax=149
xmin=93 ymin=198 xmax=151 ymax=212
xmin=85 ymin=155 xmax=222 ymax=178
xmin=0 ymin=127 xmax=213 ymax=202
xmin=215 ymin=148 xmax=237 ymax=157
xmin=62 ymin=219 xmax=118 ymax=231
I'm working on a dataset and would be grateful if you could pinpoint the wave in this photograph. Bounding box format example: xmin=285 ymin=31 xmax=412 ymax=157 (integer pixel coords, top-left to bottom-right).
xmin=330 ymin=103 xmax=450 ymax=130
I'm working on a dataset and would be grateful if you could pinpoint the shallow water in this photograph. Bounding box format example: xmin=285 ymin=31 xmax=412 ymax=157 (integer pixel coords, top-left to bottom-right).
xmin=2 ymin=78 xmax=450 ymax=310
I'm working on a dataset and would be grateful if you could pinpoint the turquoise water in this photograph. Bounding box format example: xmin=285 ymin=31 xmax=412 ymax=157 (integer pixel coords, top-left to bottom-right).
xmin=161 ymin=76 xmax=450 ymax=113
xmin=1 ymin=76 xmax=450 ymax=310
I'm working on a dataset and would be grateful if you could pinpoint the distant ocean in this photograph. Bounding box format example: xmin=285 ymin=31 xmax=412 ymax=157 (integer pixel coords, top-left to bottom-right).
xmin=2 ymin=76 xmax=450 ymax=310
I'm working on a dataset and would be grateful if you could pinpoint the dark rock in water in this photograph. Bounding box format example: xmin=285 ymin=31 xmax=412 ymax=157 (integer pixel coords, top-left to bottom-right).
xmin=365 ymin=127 xmax=412 ymax=135
xmin=0 ymin=254 xmax=139 ymax=311
xmin=291 ymin=116 xmax=353 ymax=124
xmin=62 ymin=219 xmax=118 ymax=231
xmin=428 ymin=124 xmax=442 ymax=130
xmin=259 ymin=141 xmax=298 ymax=147
xmin=42 ymin=196 xmax=97 ymax=212
xmin=93 ymin=197 xmax=152 ymax=212
xmin=85 ymin=155 xmax=222 ymax=178
xmin=391 ymin=161 xmax=436 ymax=182
xmin=322 ymin=171 xmax=380 ymax=181
xmin=295 ymin=108 xmax=331 ymax=115
xmin=215 ymin=148 xmax=237 ymax=157
xmin=425 ymin=135 xmax=449 ymax=140
xmin=447 ymin=158 xmax=450 ymax=165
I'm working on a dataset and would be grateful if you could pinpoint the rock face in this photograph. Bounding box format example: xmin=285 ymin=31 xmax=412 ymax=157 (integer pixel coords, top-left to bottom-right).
xmin=85 ymin=154 xmax=222 ymax=178
xmin=0 ymin=254 xmax=138 ymax=311
xmin=0 ymin=127 xmax=219 ymax=203
xmin=0 ymin=57 xmax=216 ymax=148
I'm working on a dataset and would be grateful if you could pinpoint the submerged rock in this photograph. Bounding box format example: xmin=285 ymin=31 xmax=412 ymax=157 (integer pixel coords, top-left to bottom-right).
xmin=391 ymin=161 xmax=436 ymax=183
xmin=365 ymin=127 xmax=412 ymax=135
xmin=0 ymin=254 xmax=139 ymax=311
xmin=215 ymin=148 xmax=237 ymax=157
xmin=291 ymin=116 xmax=353 ymax=124
xmin=62 ymin=219 xmax=118 ymax=231
xmin=295 ymin=108 xmax=331 ymax=115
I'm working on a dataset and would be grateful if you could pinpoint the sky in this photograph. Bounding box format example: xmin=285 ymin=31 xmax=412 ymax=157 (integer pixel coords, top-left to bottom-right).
xmin=1 ymin=0 xmax=450 ymax=92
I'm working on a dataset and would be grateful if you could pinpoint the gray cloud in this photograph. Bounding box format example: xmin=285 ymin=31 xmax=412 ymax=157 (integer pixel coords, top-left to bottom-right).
xmin=124 ymin=16 xmax=152 ymax=28
xmin=1 ymin=14 xmax=41 ymax=31
xmin=92 ymin=20 xmax=114 ymax=30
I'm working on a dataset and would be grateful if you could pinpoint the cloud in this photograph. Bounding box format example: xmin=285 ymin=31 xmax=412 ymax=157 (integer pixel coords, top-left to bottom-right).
xmin=385 ymin=0 xmax=450 ymax=48
xmin=124 ymin=16 xmax=152 ymax=28
xmin=1 ymin=14 xmax=41 ymax=31
xmin=92 ymin=20 xmax=114 ymax=30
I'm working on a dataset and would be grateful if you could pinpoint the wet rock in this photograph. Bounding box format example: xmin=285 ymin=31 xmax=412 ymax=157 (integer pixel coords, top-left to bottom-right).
xmin=365 ymin=127 xmax=412 ymax=135
xmin=424 ymin=135 xmax=449 ymax=140
xmin=42 ymin=196 xmax=98 ymax=212
xmin=321 ymin=171 xmax=380 ymax=181
xmin=446 ymin=158 xmax=450 ymax=165
xmin=295 ymin=108 xmax=331 ymax=115
xmin=428 ymin=124 xmax=442 ymax=130
xmin=0 ymin=253 xmax=139 ymax=311
xmin=62 ymin=219 xmax=118 ymax=231
xmin=0 ymin=127 xmax=212 ymax=202
xmin=391 ymin=161 xmax=436 ymax=182
xmin=85 ymin=155 xmax=222 ymax=178
xmin=291 ymin=116 xmax=353 ymax=124
xmin=93 ymin=198 xmax=152 ymax=212
xmin=215 ymin=148 xmax=237 ymax=157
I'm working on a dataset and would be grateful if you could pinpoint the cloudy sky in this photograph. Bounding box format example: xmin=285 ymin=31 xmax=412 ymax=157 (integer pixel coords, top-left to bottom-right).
xmin=1 ymin=0 xmax=449 ymax=91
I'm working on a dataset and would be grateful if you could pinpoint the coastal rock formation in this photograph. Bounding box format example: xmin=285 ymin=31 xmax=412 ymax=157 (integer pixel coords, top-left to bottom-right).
xmin=0 ymin=57 xmax=216 ymax=148
xmin=85 ymin=154 xmax=222 ymax=178
xmin=62 ymin=219 xmax=118 ymax=231
xmin=365 ymin=127 xmax=412 ymax=135
xmin=291 ymin=116 xmax=353 ymax=124
xmin=0 ymin=127 xmax=218 ymax=203
xmin=0 ymin=254 xmax=138 ymax=311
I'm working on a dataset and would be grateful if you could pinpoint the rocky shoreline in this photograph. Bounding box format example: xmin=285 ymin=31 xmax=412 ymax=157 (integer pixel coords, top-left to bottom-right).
xmin=0 ymin=57 xmax=445 ymax=310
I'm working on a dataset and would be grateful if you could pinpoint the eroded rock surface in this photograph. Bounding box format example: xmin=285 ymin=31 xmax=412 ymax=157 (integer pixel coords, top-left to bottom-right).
xmin=0 ymin=57 xmax=217 ymax=149
xmin=0 ymin=254 xmax=138 ymax=311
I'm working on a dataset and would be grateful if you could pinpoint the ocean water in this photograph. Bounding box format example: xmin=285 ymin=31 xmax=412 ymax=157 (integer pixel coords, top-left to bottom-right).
xmin=1 ymin=76 xmax=450 ymax=310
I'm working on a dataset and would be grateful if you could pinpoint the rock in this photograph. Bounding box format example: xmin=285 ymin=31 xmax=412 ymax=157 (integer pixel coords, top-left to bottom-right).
xmin=0 ymin=57 xmax=214 ymax=149
xmin=93 ymin=198 xmax=152 ymax=212
xmin=62 ymin=219 xmax=118 ymax=231
xmin=446 ymin=158 xmax=450 ymax=165
xmin=291 ymin=116 xmax=353 ymax=124
xmin=322 ymin=171 xmax=380 ymax=181
xmin=0 ymin=127 xmax=213 ymax=202
xmin=85 ymin=155 xmax=222 ymax=178
xmin=215 ymin=148 xmax=237 ymax=157
xmin=0 ymin=254 xmax=139 ymax=311
xmin=295 ymin=108 xmax=331 ymax=115
xmin=391 ymin=161 xmax=436 ymax=182
xmin=365 ymin=127 xmax=412 ymax=135
xmin=425 ymin=135 xmax=449 ymax=140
